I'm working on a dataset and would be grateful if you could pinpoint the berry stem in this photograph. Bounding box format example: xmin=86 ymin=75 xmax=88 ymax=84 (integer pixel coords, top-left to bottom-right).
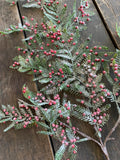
xmin=58 ymin=120 xmax=101 ymax=146
xmin=104 ymin=98 xmax=120 ymax=146
xmin=100 ymin=145 xmax=110 ymax=160
xmin=104 ymin=115 xmax=120 ymax=146
xmin=59 ymin=120 xmax=112 ymax=160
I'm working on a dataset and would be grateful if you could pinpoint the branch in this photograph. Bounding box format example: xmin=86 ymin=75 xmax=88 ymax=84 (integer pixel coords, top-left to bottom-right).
xmin=104 ymin=98 xmax=120 ymax=146
xmin=59 ymin=121 xmax=111 ymax=160
xmin=104 ymin=115 xmax=120 ymax=146
xmin=58 ymin=120 xmax=101 ymax=147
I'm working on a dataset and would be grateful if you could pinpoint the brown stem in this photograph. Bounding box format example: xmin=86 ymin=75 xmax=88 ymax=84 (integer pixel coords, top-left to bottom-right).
xmin=104 ymin=98 xmax=120 ymax=146
xmin=58 ymin=120 xmax=101 ymax=146
xmin=94 ymin=126 xmax=110 ymax=160
xmin=104 ymin=115 xmax=120 ymax=146
xmin=59 ymin=109 xmax=120 ymax=160
xmin=100 ymin=145 xmax=110 ymax=160
xmin=76 ymin=128 xmax=101 ymax=146
xmin=59 ymin=120 xmax=113 ymax=160
xmin=77 ymin=128 xmax=111 ymax=160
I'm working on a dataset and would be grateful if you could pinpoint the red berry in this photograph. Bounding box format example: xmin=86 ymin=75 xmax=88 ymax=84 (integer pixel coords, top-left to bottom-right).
xmin=28 ymin=96 xmax=31 ymax=99
xmin=57 ymin=20 xmax=60 ymax=23
xmin=64 ymin=4 xmax=67 ymax=7
xmin=94 ymin=52 xmax=98 ymax=55
xmin=38 ymin=2 xmax=41 ymax=5
xmin=101 ymin=59 xmax=104 ymax=62
xmin=93 ymin=119 xmax=97 ymax=123
xmin=58 ymin=110 xmax=62 ymax=114
xmin=87 ymin=60 xmax=91 ymax=63
xmin=22 ymin=90 xmax=26 ymax=93
xmin=81 ymin=100 xmax=84 ymax=104
xmin=103 ymin=113 xmax=106 ymax=117
xmin=67 ymin=107 xmax=70 ymax=110
xmin=71 ymin=144 xmax=75 ymax=148
xmin=64 ymin=104 xmax=68 ymax=107
xmin=104 ymin=53 xmax=108 ymax=57
xmin=99 ymin=128 xmax=102 ymax=132
xmin=99 ymin=84 xmax=104 ymax=89
xmin=67 ymin=84 xmax=70 ymax=87
xmin=34 ymin=70 xmax=37 ymax=73
xmin=94 ymin=46 xmax=97 ymax=49
xmin=82 ymin=113 xmax=86 ymax=116
xmin=39 ymin=70 xmax=42 ymax=73
xmin=46 ymin=34 xmax=49 ymax=37
xmin=12 ymin=1 xmax=15 ymax=5
xmin=98 ymin=120 xmax=102 ymax=124
xmin=83 ymin=53 xmax=86 ymax=57
xmin=73 ymin=150 xmax=77 ymax=154
xmin=87 ymin=18 xmax=90 ymax=21
xmin=103 ymin=71 xmax=106 ymax=74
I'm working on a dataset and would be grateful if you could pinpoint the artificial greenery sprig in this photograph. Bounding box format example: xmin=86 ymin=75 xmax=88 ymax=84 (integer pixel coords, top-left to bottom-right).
xmin=0 ymin=0 xmax=120 ymax=160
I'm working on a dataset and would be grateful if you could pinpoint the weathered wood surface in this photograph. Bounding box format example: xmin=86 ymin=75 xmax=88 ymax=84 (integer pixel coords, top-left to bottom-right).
xmin=0 ymin=0 xmax=120 ymax=160
xmin=50 ymin=0 xmax=120 ymax=160
xmin=0 ymin=1 xmax=54 ymax=160
xmin=93 ymin=0 xmax=120 ymax=49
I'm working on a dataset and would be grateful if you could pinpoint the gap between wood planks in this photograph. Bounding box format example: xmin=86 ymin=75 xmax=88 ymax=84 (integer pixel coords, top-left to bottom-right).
xmin=13 ymin=0 xmax=120 ymax=160
xmin=0 ymin=0 xmax=54 ymax=160
xmin=16 ymin=2 xmax=55 ymax=159
xmin=92 ymin=0 xmax=120 ymax=49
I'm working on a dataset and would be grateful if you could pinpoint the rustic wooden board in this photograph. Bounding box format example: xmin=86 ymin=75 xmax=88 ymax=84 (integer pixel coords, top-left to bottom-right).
xmin=93 ymin=0 xmax=120 ymax=49
xmin=0 ymin=1 xmax=54 ymax=160
xmin=47 ymin=0 xmax=120 ymax=160
xmin=12 ymin=0 xmax=120 ymax=160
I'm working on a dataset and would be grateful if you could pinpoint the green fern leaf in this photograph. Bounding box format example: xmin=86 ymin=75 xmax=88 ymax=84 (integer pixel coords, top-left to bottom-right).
xmin=36 ymin=121 xmax=50 ymax=129
xmin=66 ymin=128 xmax=75 ymax=141
xmin=44 ymin=10 xmax=58 ymax=22
xmin=39 ymin=78 xmax=50 ymax=84
xmin=0 ymin=118 xmax=11 ymax=123
xmin=37 ymin=130 xmax=54 ymax=135
xmin=73 ymin=0 xmax=76 ymax=17
xmin=104 ymin=73 xmax=114 ymax=85
xmin=4 ymin=122 xmax=15 ymax=132
xmin=56 ymin=54 xmax=72 ymax=60
xmin=67 ymin=144 xmax=77 ymax=160
xmin=55 ymin=144 xmax=67 ymax=160
xmin=44 ymin=5 xmax=57 ymax=16
xmin=22 ymin=2 xmax=41 ymax=8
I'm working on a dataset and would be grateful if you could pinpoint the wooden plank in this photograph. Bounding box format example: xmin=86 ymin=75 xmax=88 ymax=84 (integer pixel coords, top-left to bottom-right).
xmin=93 ymin=0 xmax=120 ymax=49
xmin=47 ymin=0 xmax=120 ymax=160
xmin=0 ymin=1 xmax=54 ymax=160
xmin=17 ymin=0 xmax=120 ymax=160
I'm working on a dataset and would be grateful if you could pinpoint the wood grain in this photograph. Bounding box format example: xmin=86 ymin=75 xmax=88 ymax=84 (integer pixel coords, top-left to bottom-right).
xmin=47 ymin=0 xmax=120 ymax=160
xmin=0 ymin=1 xmax=54 ymax=160
xmin=93 ymin=0 xmax=120 ymax=49
xmin=6 ymin=0 xmax=120 ymax=160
